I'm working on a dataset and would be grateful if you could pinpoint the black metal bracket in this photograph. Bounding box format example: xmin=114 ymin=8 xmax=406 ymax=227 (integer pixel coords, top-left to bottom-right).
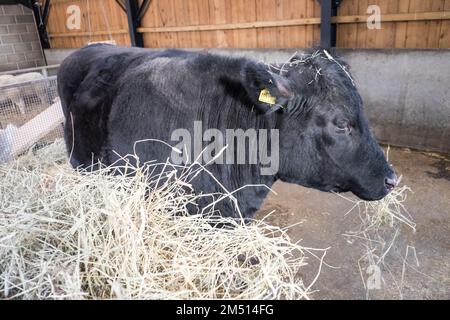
xmin=32 ymin=0 xmax=51 ymax=49
xmin=318 ymin=0 xmax=342 ymax=49
xmin=42 ymin=0 xmax=50 ymax=26
xmin=137 ymin=0 xmax=151 ymax=26
xmin=115 ymin=0 xmax=126 ymax=13
xmin=122 ymin=0 xmax=151 ymax=47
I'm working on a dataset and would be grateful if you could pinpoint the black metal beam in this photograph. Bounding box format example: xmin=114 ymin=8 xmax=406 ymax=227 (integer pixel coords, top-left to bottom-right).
xmin=319 ymin=0 xmax=342 ymax=48
xmin=320 ymin=0 xmax=332 ymax=48
xmin=42 ymin=0 xmax=50 ymax=26
xmin=124 ymin=0 xmax=144 ymax=47
xmin=137 ymin=0 xmax=151 ymax=25
xmin=115 ymin=0 xmax=126 ymax=13
xmin=31 ymin=0 xmax=50 ymax=49
xmin=331 ymin=0 xmax=341 ymax=47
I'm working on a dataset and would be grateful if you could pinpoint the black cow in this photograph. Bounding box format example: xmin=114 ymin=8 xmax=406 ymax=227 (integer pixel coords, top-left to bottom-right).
xmin=58 ymin=44 xmax=397 ymax=219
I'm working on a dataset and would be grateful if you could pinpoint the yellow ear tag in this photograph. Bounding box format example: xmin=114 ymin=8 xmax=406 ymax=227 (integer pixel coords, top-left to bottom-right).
xmin=258 ymin=88 xmax=277 ymax=105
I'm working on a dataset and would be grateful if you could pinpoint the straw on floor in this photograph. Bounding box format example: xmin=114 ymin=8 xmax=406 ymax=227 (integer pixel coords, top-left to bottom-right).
xmin=0 ymin=140 xmax=317 ymax=300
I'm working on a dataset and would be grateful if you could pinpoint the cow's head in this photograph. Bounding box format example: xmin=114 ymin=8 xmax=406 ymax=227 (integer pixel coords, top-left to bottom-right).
xmin=241 ymin=51 xmax=397 ymax=201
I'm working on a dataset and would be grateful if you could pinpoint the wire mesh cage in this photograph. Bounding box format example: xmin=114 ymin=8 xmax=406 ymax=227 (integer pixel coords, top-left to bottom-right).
xmin=0 ymin=75 xmax=63 ymax=162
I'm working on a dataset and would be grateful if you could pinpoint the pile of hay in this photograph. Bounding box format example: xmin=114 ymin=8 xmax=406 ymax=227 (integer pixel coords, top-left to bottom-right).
xmin=0 ymin=140 xmax=316 ymax=300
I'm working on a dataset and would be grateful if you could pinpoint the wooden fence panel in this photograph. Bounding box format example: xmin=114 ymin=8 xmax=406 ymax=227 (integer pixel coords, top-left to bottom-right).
xmin=395 ymin=0 xmax=410 ymax=47
xmin=157 ymin=0 xmax=179 ymax=47
xmin=45 ymin=0 xmax=130 ymax=48
xmin=231 ymin=0 xmax=257 ymax=48
xmin=336 ymin=0 xmax=449 ymax=48
xmin=140 ymin=0 xmax=320 ymax=48
xmin=43 ymin=0 xmax=449 ymax=49
xmin=210 ymin=0 xmax=231 ymax=47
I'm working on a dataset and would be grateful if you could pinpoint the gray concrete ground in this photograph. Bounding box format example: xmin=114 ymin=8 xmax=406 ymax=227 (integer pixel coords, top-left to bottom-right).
xmin=257 ymin=146 xmax=450 ymax=300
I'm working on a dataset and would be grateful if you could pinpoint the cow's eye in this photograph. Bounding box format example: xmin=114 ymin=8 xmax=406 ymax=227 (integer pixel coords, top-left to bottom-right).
xmin=335 ymin=120 xmax=351 ymax=134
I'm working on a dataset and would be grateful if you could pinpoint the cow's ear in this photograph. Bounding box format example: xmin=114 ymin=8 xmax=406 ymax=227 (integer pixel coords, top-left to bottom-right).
xmin=241 ymin=62 xmax=294 ymax=114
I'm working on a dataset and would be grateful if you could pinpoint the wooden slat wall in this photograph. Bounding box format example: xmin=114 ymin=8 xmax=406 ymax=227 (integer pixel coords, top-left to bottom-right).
xmin=44 ymin=0 xmax=449 ymax=49
xmin=141 ymin=0 xmax=320 ymax=48
xmin=442 ymin=0 xmax=450 ymax=48
xmin=45 ymin=0 xmax=130 ymax=48
xmin=336 ymin=0 xmax=449 ymax=48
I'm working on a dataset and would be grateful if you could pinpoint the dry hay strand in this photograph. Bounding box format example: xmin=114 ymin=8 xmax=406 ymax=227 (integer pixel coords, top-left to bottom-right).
xmin=338 ymin=178 xmax=417 ymax=299
xmin=0 ymin=139 xmax=323 ymax=300
xmin=343 ymin=184 xmax=416 ymax=234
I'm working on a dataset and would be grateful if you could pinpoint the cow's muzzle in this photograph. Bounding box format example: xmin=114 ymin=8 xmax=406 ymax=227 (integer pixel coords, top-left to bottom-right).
xmin=384 ymin=171 xmax=398 ymax=192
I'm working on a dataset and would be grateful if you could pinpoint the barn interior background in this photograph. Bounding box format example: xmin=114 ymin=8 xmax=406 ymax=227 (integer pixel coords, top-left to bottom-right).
xmin=0 ymin=0 xmax=449 ymax=300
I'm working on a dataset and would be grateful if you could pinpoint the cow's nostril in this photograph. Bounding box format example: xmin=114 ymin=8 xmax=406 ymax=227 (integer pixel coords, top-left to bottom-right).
xmin=384 ymin=172 xmax=398 ymax=191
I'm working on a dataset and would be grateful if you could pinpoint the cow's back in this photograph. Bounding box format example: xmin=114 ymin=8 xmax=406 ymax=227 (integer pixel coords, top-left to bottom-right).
xmin=58 ymin=44 xmax=153 ymax=167
xmin=58 ymin=45 xmax=213 ymax=168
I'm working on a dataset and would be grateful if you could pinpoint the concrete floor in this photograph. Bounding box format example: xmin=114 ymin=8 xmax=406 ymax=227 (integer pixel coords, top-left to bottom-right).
xmin=257 ymin=147 xmax=450 ymax=300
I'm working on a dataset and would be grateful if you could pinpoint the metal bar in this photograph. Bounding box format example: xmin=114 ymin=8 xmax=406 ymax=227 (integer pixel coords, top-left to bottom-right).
xmin=42 ymin=0 xmax=50 ymax=26
xmin=115 ymin=0 xmax=126 ymax=13
xmin=319 ymin=0 xmax=341 ymax=48
xmin=331 ymin=0 xmax=341 ymax=48
xmin=125 ymin=0 xmax=144 ymax=47
xmin=31 ymin=0 xmax=50 ymax=50
xmin=0 ymin=65 xmax=60 ymax=76
xmin=320 ymin=0 xmax=332 ymax=48
xmin=137 ymin=0 xmax=151 ymax=25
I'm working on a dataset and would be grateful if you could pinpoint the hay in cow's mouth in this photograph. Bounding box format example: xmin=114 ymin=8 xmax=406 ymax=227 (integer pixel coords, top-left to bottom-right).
xmin=0 ymin=139 xmax=326 ymax=300
xmin=338 ymin=175 xmax=416 ymax=299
